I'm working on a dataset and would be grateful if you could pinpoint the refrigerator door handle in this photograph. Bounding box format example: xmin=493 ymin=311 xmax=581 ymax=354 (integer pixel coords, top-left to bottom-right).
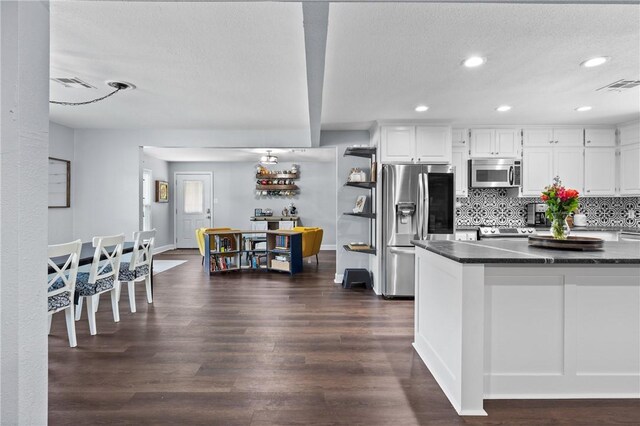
xmin=389 ymin=247 xmax=415 ymax=255
xmin=417 ymin=173 xmax=424 ymax=240
xmin=422 ymin=172 xmax=429 ymax=238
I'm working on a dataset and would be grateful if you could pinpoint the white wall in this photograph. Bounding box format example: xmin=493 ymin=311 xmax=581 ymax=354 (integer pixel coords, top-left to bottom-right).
xmin=320 ymin=131 xmax=372 ymax=281
xmin=71 ymin=128 xmax=371 ymax=281
xmin=72 ymin=128 xmax=316 ymax=242
xmin=168 ymin=159 xmax=337 ymax=247
xmin=48 ymin=121 xmax=75 ymax=244
xmin=0 ymin=2 xmax=49 ymax=423
xmin=141 ymin=154 xmax=172 ymax=248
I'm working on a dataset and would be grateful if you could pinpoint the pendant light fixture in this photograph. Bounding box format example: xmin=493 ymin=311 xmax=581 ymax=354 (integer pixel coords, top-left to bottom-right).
xmin=260 ymin=150 xmax=278 ymax=165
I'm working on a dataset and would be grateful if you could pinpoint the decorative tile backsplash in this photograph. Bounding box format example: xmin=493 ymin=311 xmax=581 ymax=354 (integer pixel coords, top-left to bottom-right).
xmin=456 ymin=189 xmax=640 ymax=228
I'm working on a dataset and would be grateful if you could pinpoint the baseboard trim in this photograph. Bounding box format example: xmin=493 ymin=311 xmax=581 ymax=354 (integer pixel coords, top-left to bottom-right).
xmin=334 ymin=273 xmax=344 ymax=284
xmin=154 ymin=244 xmax=176 ymax=255
xmin=320 ymin=244 xmax=336 ymax=251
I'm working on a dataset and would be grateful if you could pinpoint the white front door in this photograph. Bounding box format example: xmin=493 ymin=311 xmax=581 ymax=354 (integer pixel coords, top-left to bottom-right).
xmin=175 ymin=173 xmax=212 ymax=248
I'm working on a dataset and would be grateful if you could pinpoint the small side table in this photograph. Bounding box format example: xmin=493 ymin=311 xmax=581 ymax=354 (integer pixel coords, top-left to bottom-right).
xmin=342 ymin=268 xmax=372 ymax=289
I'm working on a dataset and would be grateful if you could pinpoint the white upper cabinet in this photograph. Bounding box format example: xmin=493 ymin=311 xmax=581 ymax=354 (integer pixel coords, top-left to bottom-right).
xmin=469 ymin=128 xmax=520 ymax=158
xmin=451 ymin=128 xmax=468 ymax=147
xmin=379 ymin=125 xmax=451 ymax=164
xmin=523 ymin=128 xmax=554 ymax=147
xmin=415 ymin=126 xmax=451 ymax=163
xmin=523 ymin=128 xmax=583 ymax=147
xmin=452 ymin=146 xmax=469 ymax=197
xmin=522 ymin=147 xmax=553 ymax=196
xmin=522 ymin=146 xmax=584 ymax=196
xmin=495 ymin=129 xmax=520 ymax=157
xmin=381 ymin=126 xmax=415 ymax=163
xmin=584 ymin=128 xmax=616 ymax=147
xmin=584 ymin=148 xmax=616 ymax=196
xmin=619 ymin=122 xmax=640 ymax=145
xmin=554 ymin=147 xmax=584 ymax=192
xmin=617 ymin=122 xmax=640 ymax=196
xmin=470 ymin=129 xmax=493 ymax=157
xmin=619 ymin=143 xmax=640 ymax=195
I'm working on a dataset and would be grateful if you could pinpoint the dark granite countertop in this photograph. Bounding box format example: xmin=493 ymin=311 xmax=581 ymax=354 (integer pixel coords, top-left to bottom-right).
xmin=412 ymin=239 xmax=640 ymax=264
xmin=534 ymin=226 xmax=640 ymax=234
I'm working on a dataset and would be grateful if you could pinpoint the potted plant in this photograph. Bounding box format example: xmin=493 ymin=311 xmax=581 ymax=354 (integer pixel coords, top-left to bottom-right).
xmin=541 ymin=176 xmax=580 ymax=240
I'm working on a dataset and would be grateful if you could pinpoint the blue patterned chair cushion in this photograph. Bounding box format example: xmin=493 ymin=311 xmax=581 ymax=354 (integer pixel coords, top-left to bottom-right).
xmin=48 ymin=277 xmax=66 ymax=292
xmin=118 ymin=263 xmax=150 ymax=281
xmin=75 ymin=265 xmax=115 ymax=296
xmin=48 ymin=291 xmax=71 ymax=312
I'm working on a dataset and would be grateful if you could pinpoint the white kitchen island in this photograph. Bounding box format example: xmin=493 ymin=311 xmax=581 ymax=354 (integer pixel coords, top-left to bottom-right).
xmin=412 ymin=239 xmax=640 ymax=416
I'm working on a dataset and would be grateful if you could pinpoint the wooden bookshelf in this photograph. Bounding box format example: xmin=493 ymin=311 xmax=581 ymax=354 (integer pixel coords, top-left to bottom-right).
xmin=204 ymin=229 xmax=302 ymax=276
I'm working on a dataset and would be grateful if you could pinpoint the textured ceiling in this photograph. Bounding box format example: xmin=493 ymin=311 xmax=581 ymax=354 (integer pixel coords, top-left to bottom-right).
xmin=322 ymin=2 xmax=640 ymax=128
xmin=50 ymin=2 xmax=309 ymax=130
xmin=143 ymin=147 xmax=335 ymax=163
xmin=50 ymin=2 xmax=640 ymax=132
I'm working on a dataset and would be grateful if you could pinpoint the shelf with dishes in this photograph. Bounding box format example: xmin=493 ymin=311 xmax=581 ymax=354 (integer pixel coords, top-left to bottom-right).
xmin=256 ymin=172 xmax=299 ymax=179
xmin=256 ymin=184 xmax=299 ymax=190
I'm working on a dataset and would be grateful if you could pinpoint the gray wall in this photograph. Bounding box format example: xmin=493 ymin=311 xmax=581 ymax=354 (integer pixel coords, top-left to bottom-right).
xmin=320 ymin=131 xmax=372 ymax=281
xmin=168 ymin=160 xmax=337 ymax=247
xmin=141 ymin=154 xmax=172 ymax=248
xmin=48 ymin=122 xmax=75 ymax=244
xmin=71 ymin=128 xmax=313 ymax=242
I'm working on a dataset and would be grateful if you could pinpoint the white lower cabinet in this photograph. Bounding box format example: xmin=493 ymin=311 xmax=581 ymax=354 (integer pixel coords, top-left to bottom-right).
xmin=619 ymin=143 xmax=640 ymax=195
xmin=452 ymin=146 xmax=469 ymax=197
xmin=584 ymin=148 xmax=616 ymax=196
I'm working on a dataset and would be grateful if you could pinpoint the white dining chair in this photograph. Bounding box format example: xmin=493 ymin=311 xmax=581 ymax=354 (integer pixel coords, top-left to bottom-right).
xmin=117 ymin=229 xmax=156 ymax=313
xmin=74 ymin=234 xmax=124 ymax=335
xmin=48 ymin=239 xmax=82 ymax=347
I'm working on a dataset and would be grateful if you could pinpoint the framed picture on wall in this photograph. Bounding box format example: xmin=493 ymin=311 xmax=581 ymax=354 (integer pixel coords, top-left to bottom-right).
xmin=155 ymin=180 xmax=169 ymax=203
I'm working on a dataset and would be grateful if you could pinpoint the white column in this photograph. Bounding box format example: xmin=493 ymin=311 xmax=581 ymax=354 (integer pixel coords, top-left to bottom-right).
xmin=0 ymin=1 xmax=50 ymax=424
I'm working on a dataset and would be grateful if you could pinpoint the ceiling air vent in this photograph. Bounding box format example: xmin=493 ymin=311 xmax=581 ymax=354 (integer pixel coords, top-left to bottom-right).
xmin=50 ymin=77 xmax=96 ymax=89
xmin=596 ymin=79 xmax=640 ymax=92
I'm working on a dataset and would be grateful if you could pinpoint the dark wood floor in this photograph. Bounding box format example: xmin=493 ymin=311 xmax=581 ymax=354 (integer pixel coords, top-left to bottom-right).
xmin=49 ymin=251 xmax=640 ymax=425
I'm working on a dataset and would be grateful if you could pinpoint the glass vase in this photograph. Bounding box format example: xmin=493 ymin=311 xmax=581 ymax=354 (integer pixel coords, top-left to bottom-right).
xmin=550 ymin=214 xmax=571 ymax=240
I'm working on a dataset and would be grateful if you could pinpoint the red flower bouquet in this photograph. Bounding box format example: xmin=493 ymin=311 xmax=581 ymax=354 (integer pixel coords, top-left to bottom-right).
xmin=541 ymin=177 xmax=580 ymax=240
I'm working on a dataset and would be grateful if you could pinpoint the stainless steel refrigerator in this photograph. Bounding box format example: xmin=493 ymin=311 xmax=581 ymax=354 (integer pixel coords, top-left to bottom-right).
xmin=382 ymin=164 xmax=456 ymax=297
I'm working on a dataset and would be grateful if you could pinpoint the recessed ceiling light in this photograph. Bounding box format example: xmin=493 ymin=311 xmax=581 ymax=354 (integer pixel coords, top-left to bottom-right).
xmin=580 ymin=57 xmax=609 ymax=68
xmin=575 ymin=106 xmax=592 ymax=112
xmin=415 ymin=105 xmax=429 ymax=112
xmin=495 ymin=105 xmax=512 ymax=112
xmin=462 ymin=56 xmax=486 ymax=68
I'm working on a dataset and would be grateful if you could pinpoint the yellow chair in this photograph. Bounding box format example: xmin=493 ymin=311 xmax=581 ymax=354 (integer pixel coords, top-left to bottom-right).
xmin=292 ymin=227 xmax=323 ymax=264
xmin=196 ymin=227 xmax=232 ymax=263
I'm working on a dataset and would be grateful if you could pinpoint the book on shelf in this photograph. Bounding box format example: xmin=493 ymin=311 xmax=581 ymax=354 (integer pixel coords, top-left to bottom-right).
xmin=210 ymin=254 xmax=235 ymax=272
xmin=275 ymin=235 xmax=290 ymax=249
xmin=213 ymin=235 xmax=233 ymax=253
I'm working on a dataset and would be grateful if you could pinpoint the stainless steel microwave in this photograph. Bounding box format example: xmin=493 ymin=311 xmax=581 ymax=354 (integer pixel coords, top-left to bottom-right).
xmin=469 ymin=159 xmax=521 ymax=188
